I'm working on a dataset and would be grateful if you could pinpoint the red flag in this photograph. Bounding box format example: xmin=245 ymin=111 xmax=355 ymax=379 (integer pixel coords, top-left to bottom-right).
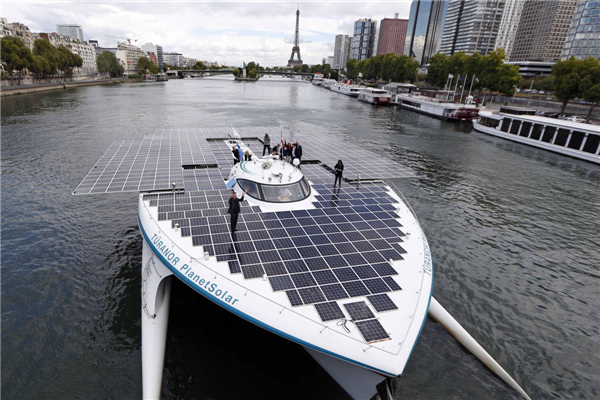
xmin=281 ymin=130 xmax=284 ymax=147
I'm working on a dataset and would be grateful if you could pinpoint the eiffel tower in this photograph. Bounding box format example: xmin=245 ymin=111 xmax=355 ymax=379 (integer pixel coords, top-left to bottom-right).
xmin=287 ymin=7 xmax=303 ymax=67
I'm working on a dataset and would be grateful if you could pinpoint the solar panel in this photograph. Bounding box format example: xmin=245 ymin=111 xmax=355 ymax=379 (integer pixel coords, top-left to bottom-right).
xmin=342 ymin=281 xmax=371 ymax=298
xmin=286 ymin=290 xmax=303 ymax=306
xmin=344 ymin=301 xmax=376 ymax=321
xmin=314 ymin=302 xmax=345 ymax=322
xmin=297 ymin=287 xmax=327 ymax=304
xmin=367 ymin=294 xmax=399 ymax=312
xmin=241 ymin=264 xmax=264 ymax=279
xmin=355 ymin=319 xmax=390 ymax=342
xmin=269 ymin=275 xmax=295 ymax=292
xmin=320 ymin=283 xmax=349 ymax=301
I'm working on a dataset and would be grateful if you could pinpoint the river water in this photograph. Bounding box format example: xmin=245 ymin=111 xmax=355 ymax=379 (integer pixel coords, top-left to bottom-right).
xmin=2 ymin=76 xmax=599 ymax=399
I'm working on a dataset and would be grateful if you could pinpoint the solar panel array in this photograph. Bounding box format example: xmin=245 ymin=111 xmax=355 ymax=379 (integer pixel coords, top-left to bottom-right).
xmin=144 ymin=179 xmax=404 ymax=343
xmin=74 ymin=127 xmax=416 ymax=195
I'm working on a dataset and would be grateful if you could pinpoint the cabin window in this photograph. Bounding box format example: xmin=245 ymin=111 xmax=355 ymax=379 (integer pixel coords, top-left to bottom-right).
xmin=479 ymin=117 xmax=499 ymax=128
xmin=237 ymin=177 xmax=311 ymax=203
xmin=237 ymin=179 xmax=261 ymax=200
xmin=582 ymin=134 xmax=600 ymax=153
xmin=519 ymin=122 xmax=532 ymax=137
xmin=553 ymin=129 xmax=571 ymax=147
xmin=568 ymin=131 xmax=586 ymax=150
xmin=501 ymin=118 xmax=512 ymax=132
xmin=509 ymin=120 xmax=521 ymax=134
xmin=262 ymin=182 xmax=306 ymax=202
xmin=530 ymin=124 xmax=544 ymax=140
xmin=541 ymin=126 xmax=556 ymax=142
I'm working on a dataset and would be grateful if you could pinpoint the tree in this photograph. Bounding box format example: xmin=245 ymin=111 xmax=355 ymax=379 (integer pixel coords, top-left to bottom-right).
xmin=552 ymin=57 xmax=585 ymax=113
xmin=138 ymin=56 xmax=159 ymax=75
xmin=1 ymin=36 xmax=33 ymax=85
xmin=301 ymin=64 xmax=309 ymax=73
xmin=28 ymin=55 xmax=51 ymax=83
xmin=192 ymin=61 xmax=207 ymax=70
xmin=322 ymin=63 xmax=332 ymax=78
xmin=346 ymin=59 xmax=359 ymax=80
xmin=96 ymin=51 xmax=124 ymax=78
xmin=579 ymin=57 xmax=600 ymax=119
xmin=426 ymin=53 xmax=449 ymax=87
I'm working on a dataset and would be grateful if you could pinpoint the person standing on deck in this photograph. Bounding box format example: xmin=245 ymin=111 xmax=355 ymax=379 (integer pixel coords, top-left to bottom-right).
xmin=263 ymin=133 xmax=271 ymax=156
xmin=334 ymin=160 xmax=344 ymax=187
xmin=232 ymin=146 xmax=241 ymax=164
xmin=282 ymin=143 xmax=288 ymax=161
xmin=295 ymin=140 xmax=303 ymax=167
xmin=228 ymin=191 xmax=246 ymax=233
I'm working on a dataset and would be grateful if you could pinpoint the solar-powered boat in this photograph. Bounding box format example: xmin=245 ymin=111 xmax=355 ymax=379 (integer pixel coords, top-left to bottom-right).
xmin=74 ymin=127 xmax=531 ymax=400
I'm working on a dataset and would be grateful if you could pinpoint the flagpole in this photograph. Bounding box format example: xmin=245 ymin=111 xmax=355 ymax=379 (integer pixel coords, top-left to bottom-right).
xmin=453 ymin=75 xmax=459 ymax=102
xmin=460 ymin=74 xmax=467 ymax=103
xmin=468 ymin=74 xmax=475 ymax=98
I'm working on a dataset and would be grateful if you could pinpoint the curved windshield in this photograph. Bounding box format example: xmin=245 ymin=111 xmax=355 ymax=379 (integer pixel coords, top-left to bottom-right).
xmin=237 ymin=178 xmax=310 ymax=203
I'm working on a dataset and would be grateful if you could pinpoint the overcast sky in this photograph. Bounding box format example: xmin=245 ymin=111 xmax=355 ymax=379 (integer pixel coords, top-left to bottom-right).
xmin=2 ymin=1 xmax=413 ymax=66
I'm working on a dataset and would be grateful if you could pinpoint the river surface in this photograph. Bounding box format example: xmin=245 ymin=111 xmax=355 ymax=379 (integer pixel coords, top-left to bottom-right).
xmin=2 ymin=76 xmax=599 ymax=400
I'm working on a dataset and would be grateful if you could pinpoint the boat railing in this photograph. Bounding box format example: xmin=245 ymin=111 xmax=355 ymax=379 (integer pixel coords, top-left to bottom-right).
xmin=140 ymin=199 xmax=396 ymax=352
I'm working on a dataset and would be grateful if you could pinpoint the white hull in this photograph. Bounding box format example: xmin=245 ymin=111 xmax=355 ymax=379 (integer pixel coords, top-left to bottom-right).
xmin=141 ymin=237 xmax=174 ymax=399
xmin=304 ymin=346 xmax=386 ymax=400
xmin=331 ymin=85 xmax=360 ymax=97
xmin=396 ymin=95 xmax=478 ymax=121
xmin=473 ymin=120 xmax=600 ymax=164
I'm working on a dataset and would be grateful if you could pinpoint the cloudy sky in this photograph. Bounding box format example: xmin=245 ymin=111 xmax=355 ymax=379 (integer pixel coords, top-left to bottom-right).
xmin=2 ymin=1 xmax=412 ymax=66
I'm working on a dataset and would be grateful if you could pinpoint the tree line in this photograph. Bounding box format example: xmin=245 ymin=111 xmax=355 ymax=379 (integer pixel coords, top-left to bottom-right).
xmin=1 ymin=37 xmax=83 ymax=84
xmin=347 ymin=53 xmax=420 ymax=83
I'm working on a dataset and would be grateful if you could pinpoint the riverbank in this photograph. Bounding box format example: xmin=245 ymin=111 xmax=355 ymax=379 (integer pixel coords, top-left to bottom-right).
xmin=0 ymin=78 xmax=143 ymax=97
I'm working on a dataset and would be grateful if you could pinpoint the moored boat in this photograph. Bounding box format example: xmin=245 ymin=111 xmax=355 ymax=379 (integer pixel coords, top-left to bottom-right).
xmin=395 ymin=93 xmax=479 ymax=121
xmin=358 ymin=88 xmax=392 ymax=105
xmin=331 ymin=83 xmax=362 ymax=97
xmin=473 ymin=107 xmax=600 ymax=164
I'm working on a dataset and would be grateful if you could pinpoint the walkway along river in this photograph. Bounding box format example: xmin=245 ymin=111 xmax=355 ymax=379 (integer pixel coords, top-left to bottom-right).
xmin=2 ymin=76 xmax=599 ymax=399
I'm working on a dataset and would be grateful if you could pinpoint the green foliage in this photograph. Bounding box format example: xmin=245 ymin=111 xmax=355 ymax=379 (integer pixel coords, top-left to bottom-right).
xmin=1 ymin=36 xmax=34 ymax=82
xmin=96 ymin=51 xmax=124 ymax=78
xmin=330 ymin=70 xmax=339 ymax=80
xmin=128 ymin=73 xmax=140 ymax=79
xmin=138 ymin=56 xmax=159 ymax=75
xmin=1 ymin=71 xmax=9 ymax=80
xmin=192 ymin=61 xmax=207 ymax=70
xmin=346 ymin=54 xmax=419 ymax=83
xmin=301 ymin=64 xmax=309 ymax=73
xmin=519 ymin=76 xmax=555 ymax=92
xmin=552 ymin=56 xmax=600 ymax=112
xmin=425 ymin=49 xmax=521 ymax=96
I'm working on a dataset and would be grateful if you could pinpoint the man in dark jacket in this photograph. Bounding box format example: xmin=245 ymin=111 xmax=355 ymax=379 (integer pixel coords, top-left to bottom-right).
xmin=232 ymin=146 xmax=240 ymax=164
xmin=334 ymin=160 xmax=344 ymax=187
xmin=295 ymin=140 xmax=303 ymax=165
xmin=227 ymin=191 xmax=246 ymax=233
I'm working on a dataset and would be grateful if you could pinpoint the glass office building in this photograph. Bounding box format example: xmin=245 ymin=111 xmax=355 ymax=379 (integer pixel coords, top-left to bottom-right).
xmin=351 ymin=19 xmax=377 ymax=61
xmin=404 ymin=0 xmax=449 ymax=66
xmin=562 ymin=0 xmax=600 ymax=60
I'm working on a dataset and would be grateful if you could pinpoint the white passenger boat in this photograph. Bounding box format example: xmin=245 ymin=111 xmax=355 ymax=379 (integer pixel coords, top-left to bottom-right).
xmin=358 ymin=88 xmax=392 ymax=105
xmin=322 ymin=78 xmax=337 ymax=89
xmin=396 ymin=93 xmax=479 ymax=121
xmin=473 ymin=107 xmax=600 ymax=164
xmin=74 ymin=127 xmax=531 ymax=400
xmin=312 ymin=77 xmax=325 ymax=86
xmin=331 ymin=83 xmax=362 ymax=97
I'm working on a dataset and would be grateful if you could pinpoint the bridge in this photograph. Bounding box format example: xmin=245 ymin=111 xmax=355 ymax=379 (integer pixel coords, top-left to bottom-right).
xmin=176 ymin=69 xmax=315 ymax=78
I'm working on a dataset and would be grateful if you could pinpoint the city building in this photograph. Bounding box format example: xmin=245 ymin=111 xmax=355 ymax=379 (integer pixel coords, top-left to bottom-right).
xmin=404 ymin=0 xmax=449 ymax=65
xmin=439 ymin=0 xmax=505 ymax=56
xmin=2 ymin=22 xmax=40 ymax=50
xmin=561 ymin=0 xmax=600 ymax=60
xmin=333 ymin=34 xmax=353 ymax=70
xmin=163 ymin=52 xmax=183 ymax=67
xmin=39 ymin=32 xmax=98 ymax=75
xmin=510 ymin=0 xmax=577 ymax=62
xmin=506 ymin=61 xmax=556 ymax=77
xmin=495 ymin=0 xmax=525 ymax=60
xmin=377 ymin=14 xmax=409 ymax=56
xmin=56 ymin=24 xmax=84 ymax=41
xmin=142 ymin=42 xmax=164 ymax=70
xmin=351 ymin=18 xmax=378 ymax=60
xmin=116 ymin=42 xmax=146 ymax=75
xmin=88 ymin=39 xmax=99 ymax=48
xmin=326 ymin=56 xmax=335 ymax=66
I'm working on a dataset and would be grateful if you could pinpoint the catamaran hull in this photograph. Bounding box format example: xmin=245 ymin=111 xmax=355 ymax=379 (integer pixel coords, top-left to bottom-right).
xmin=141 ymin=237 xmax=173 ymax=400
xmin=304 ymin=346 xmax=388 ymax=400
